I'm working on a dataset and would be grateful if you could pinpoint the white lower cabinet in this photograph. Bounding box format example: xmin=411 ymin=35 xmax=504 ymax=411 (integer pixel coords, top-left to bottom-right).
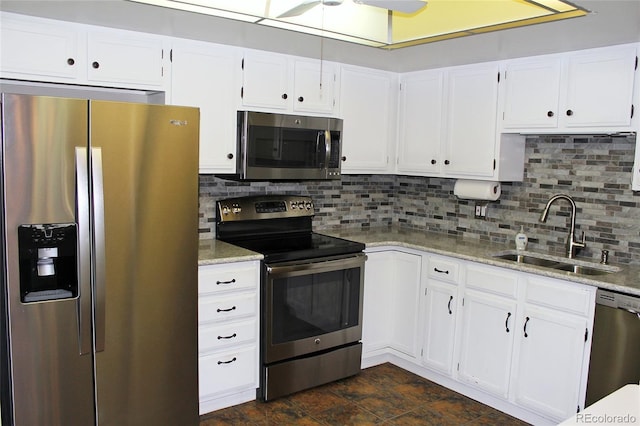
xmin=421 ymin=255 xmax=460 ymax=374
xmin=511 ymin=275 xmax=595 ymax=422
xmin=362 ymin=249 xmax=422 ymax=359
xmin=198 ymin=260 xmax=260 ymax=414
xmin=363 ymin=249 xmax=596 ymax=425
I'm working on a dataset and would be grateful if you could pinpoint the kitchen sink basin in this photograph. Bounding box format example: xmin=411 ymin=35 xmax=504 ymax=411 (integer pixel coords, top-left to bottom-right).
xmin=491 ymin=250 xmax=620 ymax=276
xmin=492 ymin=253 xmax=562 ymax=268
xmin=552 ymin=263 xmax=615 ymax=276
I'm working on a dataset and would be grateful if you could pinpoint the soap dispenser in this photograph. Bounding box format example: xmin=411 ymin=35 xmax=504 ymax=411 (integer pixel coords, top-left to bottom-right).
xmin=515 ymin=226 xmax=528 ymax=251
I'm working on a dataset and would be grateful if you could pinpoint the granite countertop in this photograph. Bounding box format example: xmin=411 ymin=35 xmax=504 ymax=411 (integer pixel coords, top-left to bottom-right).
xmin=198 ymin=227 xmax=640 ymax=297
xmin=198 ymin=239 xmax=262 ymax=265
xmin=320 ymin=227 xmax=640 ymax=297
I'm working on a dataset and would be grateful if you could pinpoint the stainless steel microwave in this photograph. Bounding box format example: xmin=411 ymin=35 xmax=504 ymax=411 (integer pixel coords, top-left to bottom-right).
xmin=221 ymin=111 xmax=343 ymax=181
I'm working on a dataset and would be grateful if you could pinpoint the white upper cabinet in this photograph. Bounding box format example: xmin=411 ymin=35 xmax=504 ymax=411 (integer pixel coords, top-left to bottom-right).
xmin=170 ymin=40 xmax=241 ymax=174
xmin=397 ymin=62 xmax=525 ymax=181
xmin=444 ymin=62 xmax=502 ymax=178
xmin=397 ymin=69 xmax=445 ymax=176
xmin=340 ymin=65 xmax=397 ymax=174
xmin=0 ymin=12 xmax=167 ymax=91
xmin=240 ymin=50 xmax=338 ymax=115
xmin=502 ymin=44 xmax=638 ymax=132
xmin=86 ymin=29 xmax=165 ymax=88
xmin=1 ymin=13 xmax=82 ymax=81
xmin=292 ymin=59 xmax=337 ymax=114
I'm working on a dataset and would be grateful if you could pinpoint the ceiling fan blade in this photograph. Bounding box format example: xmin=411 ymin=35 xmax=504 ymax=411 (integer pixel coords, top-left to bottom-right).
xmin=278 ymin=0 xmax=322 ymax=18
xmin=356 ymin=0 xmax=427 ymax=14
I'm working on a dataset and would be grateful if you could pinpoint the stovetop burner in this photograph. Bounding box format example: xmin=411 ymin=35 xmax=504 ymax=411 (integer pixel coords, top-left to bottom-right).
xmin=215 ymin=195 xmax=364 ymax=263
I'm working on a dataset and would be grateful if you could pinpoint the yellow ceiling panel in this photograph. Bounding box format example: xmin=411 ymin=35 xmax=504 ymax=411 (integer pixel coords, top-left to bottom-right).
xmin=128 ymin=0 xmax=588 ymax=49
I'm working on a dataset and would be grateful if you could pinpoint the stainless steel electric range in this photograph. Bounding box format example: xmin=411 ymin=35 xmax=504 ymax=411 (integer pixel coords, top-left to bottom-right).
xmin=216 ymin=195 xmax=366 ymax=401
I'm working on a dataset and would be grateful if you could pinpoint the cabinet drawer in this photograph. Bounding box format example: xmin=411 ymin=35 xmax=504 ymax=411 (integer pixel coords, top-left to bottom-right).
xmin=525 ymin=276 xmax=593 ymax=316
xmin=199 ymin=263 xmax=258 ymax=295
xmin=199 ymin=345 xmax=257 ymax=398
xmin=428 ymin=256 xmax=460 ymax=284
xmin=199 ymin=293 xmax=257 ymax=323
xmin=199 ymin=319 xmax=257 ymax=354
xmin=466 ymin=263 xmax=518 ymax=298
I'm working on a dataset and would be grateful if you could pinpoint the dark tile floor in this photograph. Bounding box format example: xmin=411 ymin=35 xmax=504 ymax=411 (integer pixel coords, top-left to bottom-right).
xmin=199 ymin=363 xmax=531 ymax=425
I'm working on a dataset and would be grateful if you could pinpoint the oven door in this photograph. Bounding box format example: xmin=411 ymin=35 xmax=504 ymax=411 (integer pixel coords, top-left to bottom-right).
xmin=264 ymin=253 xmax=365 ymax=364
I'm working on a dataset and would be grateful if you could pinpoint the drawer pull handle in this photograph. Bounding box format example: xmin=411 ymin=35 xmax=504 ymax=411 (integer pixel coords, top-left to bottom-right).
xmin=217 ymin=333 xmax=237 ymax=340
xmin=434 ymin=267 xmax=449 ymax=274
xmin=447 ymin=296 xmax=453 ymax=315
xmin=523 ymin=316 xmax=530 ymax=337
xmin=217 ymin=357 xmax=237 ymax=365
xmin=217 ymin=306 xmax=236 ymax=313
xmin=505 ymin=312 xmax=511 ymax=333
xmin=216 ymin=279 xmax=236 ymax=285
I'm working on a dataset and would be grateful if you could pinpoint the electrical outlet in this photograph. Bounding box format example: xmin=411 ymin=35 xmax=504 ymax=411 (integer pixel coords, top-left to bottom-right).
xmin=474 ymin=204 xmax=487 ymax=219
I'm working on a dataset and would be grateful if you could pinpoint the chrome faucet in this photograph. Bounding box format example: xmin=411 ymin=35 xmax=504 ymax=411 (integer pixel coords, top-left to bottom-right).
xmin=539 ymin=194 xmax=586 ymax=259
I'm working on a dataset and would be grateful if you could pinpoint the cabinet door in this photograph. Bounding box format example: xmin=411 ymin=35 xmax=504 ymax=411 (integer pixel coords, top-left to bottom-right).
xmin=86 ymin=30 xmax=165 ymax=87
xmin=171 ymin=42 xmax=240 ymax=173
xmin=444 ymin=63 xmax=500 ymax=177
xmin=397 ymin=70 xmax=444 ymax=175
xmin=563 ymin=46 xmax=637 ymax=128
xmin=0 ymin=14 xmax=82 ymax=81
xmin=293 ymin=59 xmax=337 ymax=114
xmin=340 ymin=66 xmax=396 ymax=174
xmin=458 ymin=290 xmax=517 ymax=398
xmin=362 ymin=251 xmax=394 ymax=354
xmin=513 ymin=306 xmax=588 ymax=422
xmin=241 ymin=51 xmax=289 ymax=110
xmin=422 ymin=280 xmax=458 ymax=374
xmin=389 ymin=251 xmax=423 ymax=357
xmin=502 ymin=58 xmax=561 ymax=129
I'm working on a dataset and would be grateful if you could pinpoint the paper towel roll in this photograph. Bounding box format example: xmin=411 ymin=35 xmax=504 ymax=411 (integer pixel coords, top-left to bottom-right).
xmin=453 ymin=180 xmax=501 ymax=201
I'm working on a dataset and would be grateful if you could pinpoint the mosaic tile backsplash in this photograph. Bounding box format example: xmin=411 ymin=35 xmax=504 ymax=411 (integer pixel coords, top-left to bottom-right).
xmin=199 ymin=135 xmax=640 ymax=265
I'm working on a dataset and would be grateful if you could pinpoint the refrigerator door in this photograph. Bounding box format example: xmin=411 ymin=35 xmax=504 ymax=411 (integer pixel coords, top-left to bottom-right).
xmin=89 ymin=101 xmax=200 ymax=425
xmin=1 ymin=94 xmax=95 ymax=425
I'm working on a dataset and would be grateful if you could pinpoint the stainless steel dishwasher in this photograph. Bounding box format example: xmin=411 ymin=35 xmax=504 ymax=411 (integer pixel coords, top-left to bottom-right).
xmin=585 ymin=289 xmax=640 ymax=406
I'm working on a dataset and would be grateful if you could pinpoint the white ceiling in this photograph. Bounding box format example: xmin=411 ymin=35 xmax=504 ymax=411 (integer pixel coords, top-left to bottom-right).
xmin=1 ymin=0 xmax=639 ymax=72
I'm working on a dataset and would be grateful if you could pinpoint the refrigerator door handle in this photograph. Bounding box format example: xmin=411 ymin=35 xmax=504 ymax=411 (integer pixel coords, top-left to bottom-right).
xmin=91 ymin=147 xmax=106 ymax=352
xmin=75 ymin=147 xmax=93 ymax=355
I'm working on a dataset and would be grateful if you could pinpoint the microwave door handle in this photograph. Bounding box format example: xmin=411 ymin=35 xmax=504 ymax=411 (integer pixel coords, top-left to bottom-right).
xmin=324 ymin=130 xmax=331 ymax=173
xmin=316 ymin=130 xmax=324 ymax=168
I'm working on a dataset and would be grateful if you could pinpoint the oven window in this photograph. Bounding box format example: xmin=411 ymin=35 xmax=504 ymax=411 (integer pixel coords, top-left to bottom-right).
xmin=247 ymin=126 xmax=325 ymax=169
xmin=271 ymin=267 xmax=361 ymax=344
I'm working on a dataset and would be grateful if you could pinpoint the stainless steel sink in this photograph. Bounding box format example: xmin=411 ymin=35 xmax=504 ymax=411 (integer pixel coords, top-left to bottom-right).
xmin=491 ymin=250 xmax=620 ymax=276
xmin=492 ymin=253 xmax=562 ymax=268
xmin=552 ymin=263 xmax=616 ymax=276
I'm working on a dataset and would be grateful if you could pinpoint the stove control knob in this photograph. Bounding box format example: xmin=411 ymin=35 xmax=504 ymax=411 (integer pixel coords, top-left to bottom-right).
xmin=290 ymin=201 xmax=297 ymax=209
xmin=221 ymin=206 xmax=230 ymax=215
xmin=305 ymin=202 xmax=313 ymax=210
xmin=232 ymin=203 xmax=241 ymax=214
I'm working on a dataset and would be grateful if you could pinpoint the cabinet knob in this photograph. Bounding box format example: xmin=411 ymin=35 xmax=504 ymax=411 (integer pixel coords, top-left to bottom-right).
xmin=281 ymin=93 xmax=288 ymax=100
xmin=341 ymin=156 xmax=347 ymax=162
xmin=547 ymin=111 xmax=554 ymax=117
xmin=566 ymin=109 xmax=573 ymax=116
xmin=444 ymin=160 xmax=450 ymax=165
xmin=298 ymin=96 xmax=304 ymax=102
xmin=92 ymin=61 xmax=100 ymax=69
xmin=431 ymin=159 xmax=437 ymax=165
xmin=227 ymin=153 xmax=234 ymax=160
xmin=67 ymin=58 xmax=75 ymax=66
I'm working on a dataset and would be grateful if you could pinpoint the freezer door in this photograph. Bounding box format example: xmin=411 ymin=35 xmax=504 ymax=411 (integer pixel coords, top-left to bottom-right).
xmin=89 ymin=101 xmax=200 ymax=425
xmin=1 ymin=94 xmax=95 ymax=425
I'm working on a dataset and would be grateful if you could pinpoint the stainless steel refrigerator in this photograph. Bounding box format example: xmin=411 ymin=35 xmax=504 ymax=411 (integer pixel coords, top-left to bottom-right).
xmin=0 ymin=93 xmax=200 ymax=425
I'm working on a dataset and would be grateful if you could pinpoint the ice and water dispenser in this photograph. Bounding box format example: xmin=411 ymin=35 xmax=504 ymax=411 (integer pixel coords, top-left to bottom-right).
xmin=18 ymin=223 xmax=78 ymax=303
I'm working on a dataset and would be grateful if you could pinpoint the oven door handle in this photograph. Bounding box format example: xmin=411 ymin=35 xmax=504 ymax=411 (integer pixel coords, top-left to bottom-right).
xmin=266 ymin=253 xmax=366 ymax=276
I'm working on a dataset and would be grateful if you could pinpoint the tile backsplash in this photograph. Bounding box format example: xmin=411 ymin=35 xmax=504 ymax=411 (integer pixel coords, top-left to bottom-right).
xmin=199 ymin=134 xmax=640 ymax=265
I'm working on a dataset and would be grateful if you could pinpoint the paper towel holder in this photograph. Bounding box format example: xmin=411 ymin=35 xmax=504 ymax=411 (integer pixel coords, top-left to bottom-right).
xmin=453 ymin=179 xmax=502 ymax=202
